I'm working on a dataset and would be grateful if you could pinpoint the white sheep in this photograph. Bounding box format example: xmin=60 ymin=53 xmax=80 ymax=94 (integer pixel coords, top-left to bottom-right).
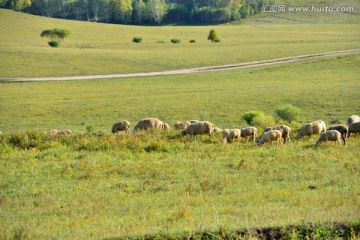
xmin=347 ymin=115 xmax=360 ymax=126
xmin=315 ymin=130 xmax=341 ymax=147
xmin=257 ymin=130 xmax=282 ymax=147
xmin=296 ymin=120 xmax=326 ymax=140
xmin=240 ymin=126 xmax=257 ymax=142
xmin=181 ymin=121 xmax=214 ymax=137
xmin=133 ymin=118 xmax=169 ymax=132
xmin=112 ymin=120 xmax=131 ymax=134
xmin=223 ymin=129 xmax=241 ymax=143
xmin=57 ymin=129 xmax=73 ymax=135
xmin=173 ymin=121 xmax=191 ymax=130
xmin=348 ymin=122 xmax=360 ymax=138
xmin=264 ymin=125 xmax=291 ymax=144
xmin=213 ymin=127 xmax=223 ymax=134
xmin=47 ymin=129 xmax=59 ymax=135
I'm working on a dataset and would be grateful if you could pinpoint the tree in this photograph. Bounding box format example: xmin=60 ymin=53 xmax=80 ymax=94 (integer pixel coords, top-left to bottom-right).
xmin=133 ymin=0 xmax=146 ymax=24
xmin=207 ymin=29 xmax=218 ymax=42
xmin=147 ymin=0 xmax=167 ymax=24
xmin=5 ymin=0 xmax=31 ymax=11
xmin=40 ymin=28 xmax=71 ymax=47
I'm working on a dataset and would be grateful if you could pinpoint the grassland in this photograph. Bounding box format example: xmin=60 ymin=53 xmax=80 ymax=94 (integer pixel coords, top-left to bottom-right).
xmin=1 ymin=53 xmax=360 ymax=239
xmin=0 ymin=9 xmax=360 ymax=78
xmin=1 ymin=54 xmax=359 ymax=133
xmin=1 ymin=4 xmax=360 ymax=239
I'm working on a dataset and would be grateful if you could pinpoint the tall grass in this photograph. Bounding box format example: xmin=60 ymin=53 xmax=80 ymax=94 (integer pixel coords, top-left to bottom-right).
xmin=0 ymin=128 xmax=359 ymax=239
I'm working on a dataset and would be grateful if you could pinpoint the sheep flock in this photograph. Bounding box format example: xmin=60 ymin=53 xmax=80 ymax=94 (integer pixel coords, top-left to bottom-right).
xmin=31 ymin=115 xmax=360 ymax=147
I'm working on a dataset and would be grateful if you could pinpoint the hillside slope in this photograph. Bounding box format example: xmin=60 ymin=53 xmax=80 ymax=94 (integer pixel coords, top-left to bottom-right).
xmin=0 ymin=7 xmax=359 ymax=78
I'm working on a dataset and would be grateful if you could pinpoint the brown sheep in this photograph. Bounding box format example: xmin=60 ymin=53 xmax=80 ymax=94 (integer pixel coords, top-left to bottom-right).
xmin=223 ymin=129 xmax=241 ymax=143
xmin=240 ymin=127 xmax=257 ymax=142
xmin=173 ymin=121 xmax=191 ymax=130
xmin=112 ymin=120 xmax=131 ymax=134
xmin=296 ymin=120 xmax=326 ymax=140
xmin=328 ymin=125 xmax=348 ymax=145
xmin=348 ymin=122 xmax=360 ymax=138
xmin=257 ymin=130 xmax=282 ymax=147
xmin=181 ymin=121 xmax=214 ymax=137
xmin=264 ymin=125 xmax=291 ymax=144
xmin=315 ymin=130 xmax=341 ymax=147
xmin=133 ymin=118 xmax=169 ymax=132
xmin=347 ymin=115 xmax=360 ymax=126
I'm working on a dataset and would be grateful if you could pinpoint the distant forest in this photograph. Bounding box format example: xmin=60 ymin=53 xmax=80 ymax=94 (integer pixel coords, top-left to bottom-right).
xmin=1 ymin=0 xmax=273 ymax=25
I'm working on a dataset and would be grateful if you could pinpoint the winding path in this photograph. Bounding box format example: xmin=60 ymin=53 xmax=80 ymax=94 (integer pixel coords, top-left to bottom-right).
xmin=2 ymin=49 xmax=359 ymax=82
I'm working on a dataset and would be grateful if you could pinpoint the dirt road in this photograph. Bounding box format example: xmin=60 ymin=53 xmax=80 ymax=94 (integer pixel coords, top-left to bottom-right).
xmin=2 ymin=49 xmax=359 ymax=82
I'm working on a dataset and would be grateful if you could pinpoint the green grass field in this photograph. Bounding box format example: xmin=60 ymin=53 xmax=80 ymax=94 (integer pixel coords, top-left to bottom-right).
xmin=1 ymin=4 xmax=360 ymax=239
xmin=1 ymin=52 xmax=360 ymax=239
xmin=0 ymin=8 xmax=360 ymax=78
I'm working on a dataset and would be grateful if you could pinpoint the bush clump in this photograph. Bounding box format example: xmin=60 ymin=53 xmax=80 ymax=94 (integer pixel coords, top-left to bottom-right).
xmin=275 ymin=104 xmax=300 ymax=122
xmin=171 ymin=39 xmax=180 ymax=44
xmin=189 ymin=39 xmax=196 ymax=43
xmin=133 ymin=37 xmax=142 ymax=43
xmin=242 ymin=111 xmax=275 ymax=128
xmin=48 ymin=40 xmax=60 ymax=47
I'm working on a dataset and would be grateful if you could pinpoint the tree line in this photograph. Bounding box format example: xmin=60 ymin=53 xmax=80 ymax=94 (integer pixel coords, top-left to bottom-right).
xmin=1 ymin=0 xmax=273 ymax=25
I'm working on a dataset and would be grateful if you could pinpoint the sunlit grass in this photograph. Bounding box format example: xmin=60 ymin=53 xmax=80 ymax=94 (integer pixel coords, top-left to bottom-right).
xmin=0 ymin=9 xmax=359 ymax=77
xmin=1 ymin=54 xmax=359 ymax=133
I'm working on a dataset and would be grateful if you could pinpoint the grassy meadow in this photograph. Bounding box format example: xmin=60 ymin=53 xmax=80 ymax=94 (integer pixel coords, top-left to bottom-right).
xmin=1 ymin=4 xmax=360 ymax=239
xmin=1 ymin=52 xmax=360 ymax=239
xmin=0 ymin=8 xmax=360 ymax=78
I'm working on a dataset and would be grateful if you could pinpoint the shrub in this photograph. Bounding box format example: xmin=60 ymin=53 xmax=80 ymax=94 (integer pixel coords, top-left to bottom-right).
xmin=189 ymin=39 xmax=196 ymax=43
xmin=133 ymin=37 xmax=142 ymax=43
xmin=171 ymin=39 xmax=180 ymax=43
xmin=242 ymin=111 xmax=275 ymax=128
xmin=275 ymin=104 xmax=300 ymax=122
xmin=242 ymin=111 xmax=264 ymax=125
xmin=48 ymin=40 xmax=60 ymax=47
xmin=252 ymin=114 xmax=275 ymax=129
xmin=208 ymin=29 xmax=218 ymax=42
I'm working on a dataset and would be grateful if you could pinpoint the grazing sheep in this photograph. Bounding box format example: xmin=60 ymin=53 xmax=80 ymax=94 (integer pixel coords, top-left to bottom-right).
xmin=347 ymin=115 xmax=360 ymax=126
xmin=163 ymin=123 xmax=171 ymax=131
xmin=296 ymin=120 xmax=326 ymax=140
xmin=133 ymin=118 xmax=169 ymax=132
xmin=173 ymin=121 xmax=191 ymax=130
xmin=315 ymin=130 xmax=341 ymax=147
xmin=112 ymin=120 xmax=131 ymax=134
xmin=348 ymin=122 xmax=360 ymax=138
xmin=181 ymin=121 xmax=214 ymax=137
xmin=257 ymin=130 xmax=282 ymax=147
xmin=223 ymin=129 xmax=241 ymax=143
xmin=264 ymin=125 xmax=291 ymax=144
xmin=213 ymin=127 xmax=223 ymax=134
xmin=189 ymin=120 xmax=199 ymax=124
xmin=328 ymin=125 xmax=348 ymax=145
xmin=58 ymin=129 xmax=73 ymax=135
xmin=47 ymin=129 xmax=59 ymax=135
xmin=240 ymin=127 xmax=257 ymax=142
